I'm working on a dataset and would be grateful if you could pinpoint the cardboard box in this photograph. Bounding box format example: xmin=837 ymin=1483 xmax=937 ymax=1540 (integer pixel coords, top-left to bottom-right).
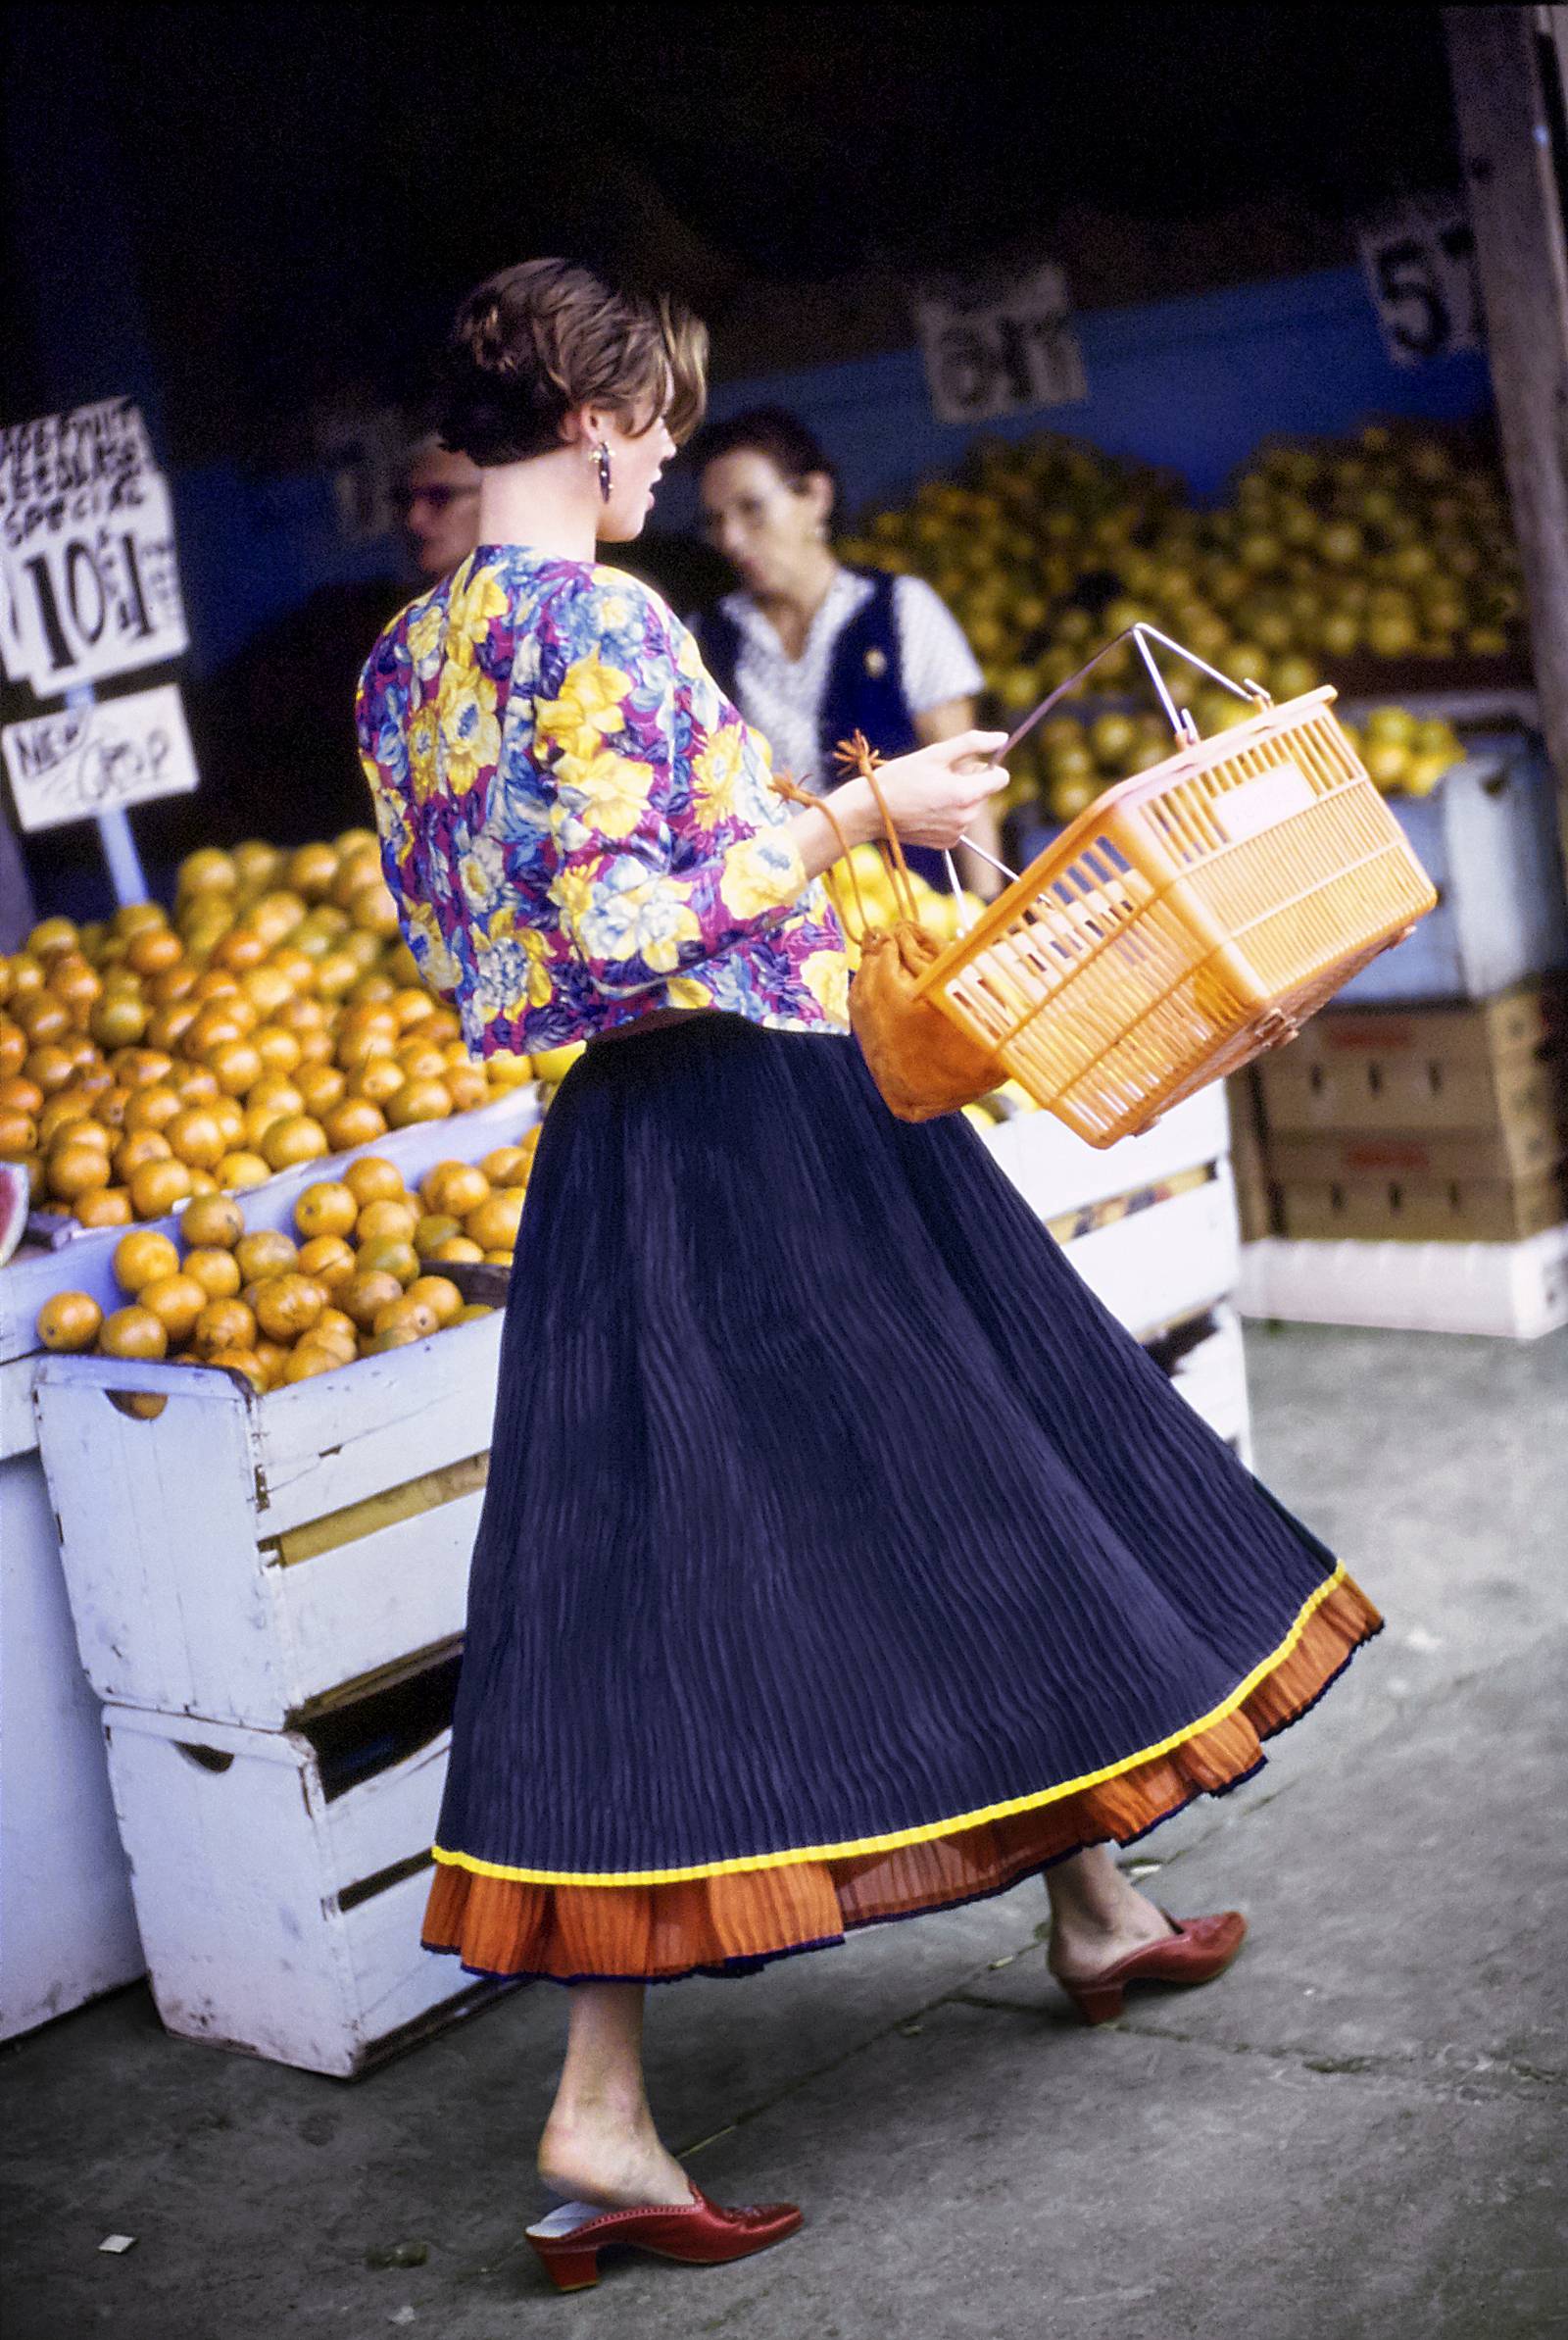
xmin=1277 ymin=1169 xmax=1568 ymax=1243
xmin=1256 ymin=980 xmax=1567 ymax=1137
xmin=1267 ymin=1119 xmax=1566 ymax=1186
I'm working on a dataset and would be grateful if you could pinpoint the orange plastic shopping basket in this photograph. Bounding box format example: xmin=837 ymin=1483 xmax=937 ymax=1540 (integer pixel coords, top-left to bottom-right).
xmin=915 ymin=625 xmax=1438 ymax=1147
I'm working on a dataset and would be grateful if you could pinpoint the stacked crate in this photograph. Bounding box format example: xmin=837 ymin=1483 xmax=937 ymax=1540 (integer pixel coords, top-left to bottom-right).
xmin=1238 ymin=726 xmax=1568 ymax=1338
xmin=27 ymin=1100 xmax=539 ymax=2073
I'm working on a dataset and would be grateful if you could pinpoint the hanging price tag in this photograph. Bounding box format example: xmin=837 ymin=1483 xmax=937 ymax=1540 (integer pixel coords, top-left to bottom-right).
xmin=0 ymin=400 xmax=188 ymax=691
xmin=913 ymin=263 xmax=1088 ymax=425
xmin=2 ymin=683 xmax=199 ymax=832
xmin=1356 ymin=196 xmax=1484 ymax=368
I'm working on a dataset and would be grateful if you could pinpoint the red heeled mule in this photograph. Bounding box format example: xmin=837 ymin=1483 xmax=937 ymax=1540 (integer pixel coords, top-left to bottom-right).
xmin=1056 ymin=1910 xmax=1247 ymax=2025
xmin=525 ymin=2187 xmax=803 ymax=2293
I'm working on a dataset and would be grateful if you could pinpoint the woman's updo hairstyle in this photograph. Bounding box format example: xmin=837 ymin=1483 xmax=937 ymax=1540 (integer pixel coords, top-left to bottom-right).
xmin=437 ymin=259 xmax=709 ymax=467
xmin=689 ymin=407 xmax=841 ymax=523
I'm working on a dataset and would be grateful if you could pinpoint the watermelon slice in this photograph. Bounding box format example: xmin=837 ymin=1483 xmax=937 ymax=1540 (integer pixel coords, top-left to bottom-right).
xmin=0 ymin=1162 xmax=27 ymax=1269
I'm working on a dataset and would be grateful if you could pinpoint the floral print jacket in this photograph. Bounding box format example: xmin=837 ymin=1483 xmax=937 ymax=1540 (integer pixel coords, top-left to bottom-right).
xmin=354 ymin=549 xmax=850 ymax=1055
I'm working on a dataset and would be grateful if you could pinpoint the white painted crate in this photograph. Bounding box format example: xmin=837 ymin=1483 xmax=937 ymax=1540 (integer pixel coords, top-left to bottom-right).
xmin=1168 ymin=1304 xmax=1253 ymax=1464
xmin=100 ymin=1660 xmax=512 ymax=2076
xmin=1238 ymin=1224 xmax=1568 ymax=1340
xmin=1057 ymin=1163 xmax=1241 ymax=1344
xmin=35 ymin=1311 xmax=505 ymax=1732
xmin=979 ymin=1083 xmax=1229 ymax=1224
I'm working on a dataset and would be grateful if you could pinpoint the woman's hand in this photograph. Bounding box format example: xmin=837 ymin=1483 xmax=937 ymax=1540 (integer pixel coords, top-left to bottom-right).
xmin=831 ymin=730 xmax=1009 ymax=850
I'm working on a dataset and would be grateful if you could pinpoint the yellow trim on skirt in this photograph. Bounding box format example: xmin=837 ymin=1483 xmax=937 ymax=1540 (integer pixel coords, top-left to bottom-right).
xmin=430 ymin=1564 xmax=1348 ymax=1889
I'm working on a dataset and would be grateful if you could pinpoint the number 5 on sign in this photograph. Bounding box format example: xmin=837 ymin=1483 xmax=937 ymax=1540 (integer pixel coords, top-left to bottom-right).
xmin=1356 ymin=195 xmax=1484 ymax=368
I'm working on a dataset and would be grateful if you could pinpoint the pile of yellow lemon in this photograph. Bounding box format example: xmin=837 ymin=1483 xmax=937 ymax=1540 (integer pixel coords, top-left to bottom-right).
xmin=0 ymin=829 xmax=539 ymax=1225
xmin=33 ymin=1139 xmax=537 ymax=1391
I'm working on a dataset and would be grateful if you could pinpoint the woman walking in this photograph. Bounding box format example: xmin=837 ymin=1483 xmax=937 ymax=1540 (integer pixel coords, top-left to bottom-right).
xmin=356 ymin=259 xmax=1380 ymax=2293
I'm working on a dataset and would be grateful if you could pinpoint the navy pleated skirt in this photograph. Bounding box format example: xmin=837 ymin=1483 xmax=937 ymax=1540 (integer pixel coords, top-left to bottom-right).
xmin=423 ymin=1015 xmax=1380 ymax=1982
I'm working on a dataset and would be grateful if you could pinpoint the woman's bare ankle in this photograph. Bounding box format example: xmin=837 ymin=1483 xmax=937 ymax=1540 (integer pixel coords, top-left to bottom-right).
xmin=538 ymin=2107 xmax=692 ymax=2211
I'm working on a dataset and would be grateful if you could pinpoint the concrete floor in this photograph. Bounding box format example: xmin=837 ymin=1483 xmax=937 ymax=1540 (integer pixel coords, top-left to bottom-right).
xmin=2 ymin=1322 xmax=1565 ymax=2340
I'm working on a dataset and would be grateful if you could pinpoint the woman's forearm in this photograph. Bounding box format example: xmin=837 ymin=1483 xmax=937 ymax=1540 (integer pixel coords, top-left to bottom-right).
xmin=785 ymin=778 xmax=879 ymax=879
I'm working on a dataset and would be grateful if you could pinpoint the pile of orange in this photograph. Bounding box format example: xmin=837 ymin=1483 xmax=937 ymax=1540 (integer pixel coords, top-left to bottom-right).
xmin=0 ymin=831 xmax=534 ymax=1225
xmin=34 ymin=1138 xmax=537 ymax=1391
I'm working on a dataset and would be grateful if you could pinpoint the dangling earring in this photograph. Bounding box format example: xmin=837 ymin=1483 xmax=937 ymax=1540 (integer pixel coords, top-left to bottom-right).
xmin=592 ymin=441 xmax=612 ymax=504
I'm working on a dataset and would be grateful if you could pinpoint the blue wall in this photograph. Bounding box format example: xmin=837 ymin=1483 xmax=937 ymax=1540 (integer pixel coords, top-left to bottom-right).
xmin=672 ymin=265 xmax=1492 ymax=523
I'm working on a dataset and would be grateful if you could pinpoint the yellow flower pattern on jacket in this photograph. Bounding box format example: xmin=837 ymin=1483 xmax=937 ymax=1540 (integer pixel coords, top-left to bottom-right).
xmin=355 ymin=551 xmax=849 ymax=1053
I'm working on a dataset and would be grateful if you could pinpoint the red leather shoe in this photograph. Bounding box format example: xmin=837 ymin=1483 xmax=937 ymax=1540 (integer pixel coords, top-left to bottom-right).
xmin=525 ymin=2187 xmax=803 ymax=2293
xmin=1056 ymin=1910 xmax=1247 ymax=2025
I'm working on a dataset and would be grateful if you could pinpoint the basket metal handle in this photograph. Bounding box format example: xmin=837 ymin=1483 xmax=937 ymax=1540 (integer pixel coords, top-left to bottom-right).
xmin=943 ymin=626 xmax=1273 ymax=934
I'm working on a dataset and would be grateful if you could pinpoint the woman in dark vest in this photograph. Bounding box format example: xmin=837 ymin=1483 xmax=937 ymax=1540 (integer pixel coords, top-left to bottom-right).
xmin=691 ymin=409 xmax=1003 ymax=898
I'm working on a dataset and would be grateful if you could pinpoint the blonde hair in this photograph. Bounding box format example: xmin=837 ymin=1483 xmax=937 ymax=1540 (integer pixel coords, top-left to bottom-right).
xmin=437 ymin=259 xmax=709 ymax=465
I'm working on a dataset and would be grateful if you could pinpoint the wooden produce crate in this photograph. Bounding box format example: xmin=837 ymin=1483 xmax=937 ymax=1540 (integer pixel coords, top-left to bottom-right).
xmin=978 ymin=1082 xmax=1229 ymax=1226
xmin=100 ymin=1652 xmax=513 ymax=2076
xmin=1330 ymin=739 xmax=1567 ymax=1007
xmin=35 ymin=1314 xmax=503 ymax=1733
xmin=1053 ymin=1160 xmax=1241 ymax=1344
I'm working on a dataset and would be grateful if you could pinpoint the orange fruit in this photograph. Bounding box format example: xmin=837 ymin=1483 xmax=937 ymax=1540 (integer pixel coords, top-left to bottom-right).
xmin=313 ymin=950 xmax=360 ymax=998
xmin=124 ymin=928 xmax=182 ymax=976
xmin=204 ymin=1346 xmax=266 ymax=1393
xmin=340 ymin=1268 xmax=406 ymax=1330
xmin=252 ymin=1024 xmax=304 ymax=1078
xmin=172 ymin=1065 xmax=221 ymax=1107
xmin=0 ymin=1073 xmax=44 ymax=1115
xmin=282 ymin=1342 xmax=341 ymax=1383
xmin=394 ymin=1038 xmax=446 ymax=1079
xmin=355 ymin=1196 xmax=417 ymax=1247
xmin=239 ymin=965 xmax=294 ymax=1018
xmin=369 ymin=1320 xmax=426 ymax=1354
xmin=253 ymin=1272 xmax=327 ymax=1343
xmin=321 ymin=1099 xmax=387 ymax=1151
xmin=24 ymin=1040 xmax=77 ymax=1092
xmin=140 ymin=1272 xmax=209 ymax=1344
xmin=113 ymin=1228 xmax=180 ymax=1294
xmin=99 ymin=1305 xmax=169 ymax=1361
xmin=336 ymin=1024 xmax=397 ymax=1073
xmin=17 ymin=995 xmax=73 ymax=1048
xmin=40 ymin=1090 xmax=104 ymax=1141
xmin=47 ymin=1142 xmax=112 ymax=1201
xmin=260 ymin=1115 xmax=329 ymax=1172
xmin=113 ymin=1127 xmax=172 ymax=1182
xmin=210 ymin=1097 xmax=246 ymax=1146
xmin=27 ymin=916 xmax=79 ymax=960
xmin=445 ymin=1068 xmax=488 ymax=1113
xmin=36 ymin=1291 xmax=104 ymax=1351
xmin=0 ymin=1108 xmax=38 ymax=1160
xmin=354 ymin=1236 xmax=418 ymax=1287
xmin=286 ymin=842 xmax=338 ymax=898
xmin=313 ymin=1305 xmax=359 ymax=1354
xmin=208 ymin=1038 xmax=265 ymax=1097
xmin=146 ymin=1003 xmax=200 ymax=1053
xmin=192 ymin=1299 xmax=260 ymax=1357
xmin=234 ymin=1229 xmax=299 ymax=1283
xmin=428 ymin=1234 xmax=484 ymax=1265
xmin=297 ymin=1233 xmax=357 ymax=1292
xmin=233 ymin=840 xmax=282 ymax=889
xmin=415 ymin=1213 xmax=462 ymax=1258
xmin=180 ymin=1191 xmax=245 ymax=1249
xmin=458 ymin=1303 xmax=495 ymax=1322
xmin=90 ymin=993 xmax=150 ymax=1049
xmin=184 ymin=1245 xmax=243 ymax=1300
xmin=390 ymin=987 xmax=436 ymax=1029
xmin=251 ymin=1338 xmax=290 ymax=1389
xmin=294 ymin=1024 xmax=335 ymax=1069
xmin=74 ymin=1187 xmax=133 ymax=1228
xmin=187 ymin=1170 xmax=220 ymax=1196
xmin=294 ymin=1064 xmax=346 ymax=1116
xmin=386 ymin=1077 xmax=451 ymax=1128
xmin=466 ymin=1190 xmax=526 ymax=1252
xmin=129 ymin=1157 xmax=195 ymax=1219
xmin=422 ymin=1161 xmax=490 ymax=1218
xmin=247 ymin=1074 xmax=304 ymax=1120
xmin=294 ymin=1179 xmax=358 ymax=1240
xmin=168 ymin=1107 xmax=226 ymax=1170
xmin=349 ymin=1058 xmax=405 ymax=1106
xmin=406 ymin=1274 xmax=463 ymax=1328
xmin=0 ymin=1023 xmax=27 ymax=1080
xmin=343 ymin=1155 xmax=405 ymax=1208
xmin=215 ymin=1149 xmax=271 ymax=1191
xmin=148 ymin=962 xmax=199 ymax=1005
xmin=372 ymin=1293 xmax=440 ymax=1341
xmin=123 ymin=1084 xmax=181 ymax=1135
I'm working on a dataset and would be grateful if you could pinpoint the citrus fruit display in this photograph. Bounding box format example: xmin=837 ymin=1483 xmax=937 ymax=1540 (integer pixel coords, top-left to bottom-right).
xmin=33 ymin=1139 xmax=539 ymax=1391
xmin=0 ymin=828 xmax=533 ymax=1225
xmin=838 ymin=421 xmax=1523 ymax=717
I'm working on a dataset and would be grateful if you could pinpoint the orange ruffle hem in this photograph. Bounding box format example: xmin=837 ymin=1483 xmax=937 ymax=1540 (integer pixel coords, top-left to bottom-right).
xmin=420 ymin=1573 xmax=1379 ymax=1981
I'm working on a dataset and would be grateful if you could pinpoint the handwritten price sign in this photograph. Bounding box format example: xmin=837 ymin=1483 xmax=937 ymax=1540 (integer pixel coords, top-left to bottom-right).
xmin=0 ymin=400 xmax=188 ymax=692
xmin=1356 ymin=195 xmax=1484 ymax=368
xmin=1 ymin=684 xmax=198 ymax=833
xmin=914 ymin=263 xmax=1088 ymax=425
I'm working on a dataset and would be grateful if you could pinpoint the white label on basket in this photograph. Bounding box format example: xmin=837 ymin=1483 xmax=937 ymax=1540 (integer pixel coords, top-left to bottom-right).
xmin=1212 ymin=761 xmax=1315 ymax=844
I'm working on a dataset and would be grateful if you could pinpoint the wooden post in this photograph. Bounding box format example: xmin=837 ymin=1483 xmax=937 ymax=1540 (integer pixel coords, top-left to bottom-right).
xmin=1444 ymin=6 xmax=1568 ymax=877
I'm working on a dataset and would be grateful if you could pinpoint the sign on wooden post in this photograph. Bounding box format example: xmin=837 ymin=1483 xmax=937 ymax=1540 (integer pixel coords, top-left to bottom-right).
xmin=913 ymin=263 xmax=1087 ymax=425
xmin=1355 ymin=194 xmax=1485 ymax=368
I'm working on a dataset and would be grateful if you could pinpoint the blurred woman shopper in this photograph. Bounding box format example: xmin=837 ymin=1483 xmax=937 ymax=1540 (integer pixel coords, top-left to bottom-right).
xmin=692 ymin=408 xmax=1004 ymax=898
xmin=398 ymin=433 xmax=483 ymax=579
xmin=356 ymin=260 xmax=1381 ymax=2295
